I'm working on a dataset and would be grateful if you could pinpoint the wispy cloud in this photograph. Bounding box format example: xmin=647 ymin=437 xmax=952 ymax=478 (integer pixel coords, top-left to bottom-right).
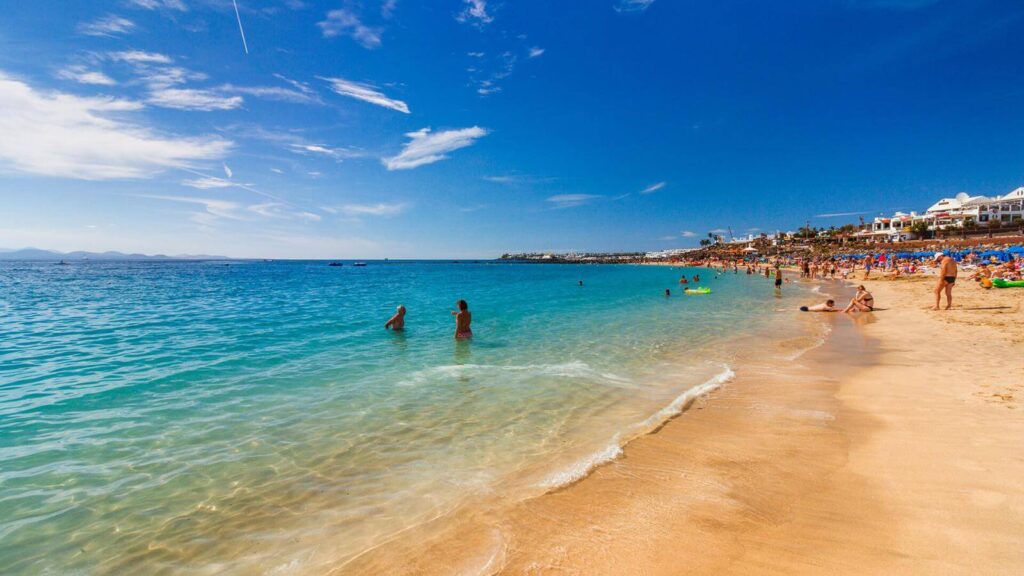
xmin=318 ymin=76 xmax=409 ymax=113
xmin=383 ymin=127 xmax=488 ymax=170
xmin=0 ymin=73 xmax=231 ymax=180
xmin=318 ymin=8 xmax=382 ymax=49
xmin=219 ymin=84 xmax=319 ymax=105
xmin=126 ymin=0 xmax=187 ymax=11
xmin=547 ymin=194 xmax=601 ymax=208
xmin=472 ymin=51 xmax=516 ymax=96
xmin=457 ymin=0 xmax=493 ymax=25
xmin=147 ymin=88 xmax=243 ymax=111
xmin=248 ymin=202 xmax=321 ymax=221
xmin=78 ymin=15 xmax=136 ymax=37
xmin=614 ymin=0 xmax=656 ymax=13
xmin=109 ymin=50 xmax=172 ymax=64
xmin=289 ymin=143 xmax=363 ymax=161
xmin=680 ymin=230 xmax=696 ymax=237
xmin=136 ymin=194 xmax=243 ymax=223
xmin=483 ymin=174 xmax=555 ymax=185
xmin=181 ymin=176 xmax=234 ymax=189
xmin=335 ymin=202 xmax=409 ymax=217
xmin=528 ymin=46 xmax=545 ymax=58
xmin=814 ymin=211 xmax=868 ymax=218
xmin=640 ymin=181 xmax=666 ymax=194
xmin=57 ymin=66 xmax=117 ymax=86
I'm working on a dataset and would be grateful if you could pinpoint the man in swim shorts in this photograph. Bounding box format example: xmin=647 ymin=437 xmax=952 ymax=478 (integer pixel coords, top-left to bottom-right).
xmin=800 ymin=299 xmax=837 ymax=312
xmin=933 ymin=252 xmax=957 ymax=310
xmin=774 ymin=266 xmax=783 ymax=289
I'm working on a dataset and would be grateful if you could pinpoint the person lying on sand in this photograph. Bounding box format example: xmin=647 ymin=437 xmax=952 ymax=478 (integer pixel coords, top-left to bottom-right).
xmin=384 ymin=305 xmax=406 ymax=331
xmin=800 ymin=299 xmax=837 ymax=312
xmin=843 ymin=285 xmax=874 ymax=313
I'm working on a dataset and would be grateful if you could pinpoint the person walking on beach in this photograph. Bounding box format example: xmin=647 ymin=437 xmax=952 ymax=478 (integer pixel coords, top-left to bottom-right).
xmin=933 ymin=252 xmax=957 ymax=310
xmin=384 ymin=305 xmax=406 ymax=331
xmin=452 ymin=300 xmax=472 ymax=339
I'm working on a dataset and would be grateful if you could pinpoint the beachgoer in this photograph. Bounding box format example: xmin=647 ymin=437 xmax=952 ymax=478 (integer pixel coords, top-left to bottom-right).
xmin=693 ymin=274 xmax=700 ymax=283
xmin=843 ymin=285 xmax=874 ymax=313
xmin=679 ymin=276 xmax=688 ymax=284
xmin=452 ymin=300 xmax=472 ymax=339
xmin=578 ymin=280 xmax=584 ymax=287
xmin=774 ymin=266 xmax=783 ymax=289
xmin=800 ymin=299 xmax=837 ymax=312
xmin=933 ymin=252 xmax=957 ymax=310
xmin=384 ymin=305 xmax=406 ymax=331
xmin=665 ymin=288 xmax=671 ymax=297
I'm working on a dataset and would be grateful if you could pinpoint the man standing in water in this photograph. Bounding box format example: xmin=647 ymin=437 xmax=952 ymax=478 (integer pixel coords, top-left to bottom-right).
xmin=452 ymin=300 xmax=472 ymax=339
xmin=933 ymin=252 xmax=957 ymax=310
xmin=774 ymin=265 xmax=783 ymax=290
xmin=384 ymin=305 xmax=406 ymax=331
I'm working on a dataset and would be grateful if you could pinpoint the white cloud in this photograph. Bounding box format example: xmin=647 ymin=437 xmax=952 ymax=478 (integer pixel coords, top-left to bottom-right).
xmin=137 ymin=194 xmax=243 ymax=222
xmin=317 ymin=9 xmax=382 ymax=49
xmin=528 ymin=47 xmax=545 ymax=58
xmin=381 ymin=0 xmax=398 ymax=18
xmin=338 ymin=202 xmax=408 ymax=217
xmin=614 ymin=0 xmax=656 ymax=13
xmin=222 ymin=163 xmax=232 ymax=178
xmin=219 ymin=84 xmax=319 ymax=104
xmin=127 ymin=0 xmax=188 ymax=11
xmin=57 ymin=66 xmax=117 ymax=86
xmin=270 ymin=167 xmax=284 ymax=174
xmin=248 ymin=202 xmax=322 ymax=221
xmin=78 ymin=15 xmax=136 ymax=37
xmin=0 ymin=73 xmax=231 ymax=180
xmin=109 ymin=50 xmax=172 ymax=64
xmin=457 ymin=0 xmax=493 ymax=24
xmin=182 ymin=176 xmax=234 ymax=189
xmin=147 ymin=88 xmax=243 ymax=111
xmin=383 ymin=126 xmax=488 ymax=170
xmin=640 ymin=181 xmax=666 ymax=194
xmin=546 ymin=194 xmax=601 ymax=208
xmin=319 ymin=76 xmax=409 ymax=113
xmin=289 ymin=143 xmax=362 ymax=161
xmin=680 ymin=230 xmax=696 ymax=237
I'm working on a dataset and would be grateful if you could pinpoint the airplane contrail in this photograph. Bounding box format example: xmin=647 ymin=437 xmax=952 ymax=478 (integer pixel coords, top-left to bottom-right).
xmin=232 ymin=0 xmax=249 ymax=55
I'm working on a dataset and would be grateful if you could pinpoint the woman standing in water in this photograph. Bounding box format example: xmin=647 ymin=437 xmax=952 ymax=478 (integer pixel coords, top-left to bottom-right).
xmin=452 ymin=299 xmax=472 ymax=339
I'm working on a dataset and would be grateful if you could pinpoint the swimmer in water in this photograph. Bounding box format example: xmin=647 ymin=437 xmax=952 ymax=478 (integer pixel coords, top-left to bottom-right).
xmin=452 ymin=299 xmax=472 ymax=339
xmin=679 ymin=276 xmax=688 ymax=284
xmin=665 ymin=288 xmax=671 ymax=297
xmin=693 ymin=274 xmax=700 ymax=283
xmin=384 ymin=305 xmax=406 ymax=331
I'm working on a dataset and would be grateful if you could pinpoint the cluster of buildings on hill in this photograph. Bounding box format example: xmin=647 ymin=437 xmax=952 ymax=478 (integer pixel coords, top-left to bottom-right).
xmin=860 ymin=186 xmax=1024 ymax=242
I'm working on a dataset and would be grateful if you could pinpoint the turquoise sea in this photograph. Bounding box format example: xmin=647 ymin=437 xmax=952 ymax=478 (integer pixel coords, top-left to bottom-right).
xmin=0 ymin=261 xmax=824 ymax=575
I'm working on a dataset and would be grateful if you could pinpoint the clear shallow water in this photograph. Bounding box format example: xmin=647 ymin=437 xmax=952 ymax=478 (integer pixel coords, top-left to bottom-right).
xmin=0 ymin=261 xmax=820 ymax=575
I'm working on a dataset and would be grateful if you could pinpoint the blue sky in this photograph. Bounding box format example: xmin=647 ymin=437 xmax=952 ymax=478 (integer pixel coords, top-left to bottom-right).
xmin=1 ymin=0 xmax=1022 ymax=258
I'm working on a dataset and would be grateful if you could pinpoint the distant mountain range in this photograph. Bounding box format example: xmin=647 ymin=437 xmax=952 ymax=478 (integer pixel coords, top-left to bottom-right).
xmin=0 ymin=248 xmax=232 ymax=261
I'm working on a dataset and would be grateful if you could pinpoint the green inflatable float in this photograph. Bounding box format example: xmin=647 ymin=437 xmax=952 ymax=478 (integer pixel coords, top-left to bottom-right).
xmin=684 ymin=287 xmax=712 ymax=294
xmin=991 ymin=278 xmax=1024 ymax=288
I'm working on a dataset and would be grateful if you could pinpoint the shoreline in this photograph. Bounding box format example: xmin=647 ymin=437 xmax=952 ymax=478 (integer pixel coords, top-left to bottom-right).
xmin=488 ymin=276 xmax=1023 ymax=575
xmin=335 ymin=275 xmax=1023 ymax=575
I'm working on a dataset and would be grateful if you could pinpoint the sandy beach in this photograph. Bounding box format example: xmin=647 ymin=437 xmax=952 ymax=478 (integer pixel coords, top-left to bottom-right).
xmin=489 ymin=276 xmax=1024 ymax=575
xmin=339 ymin=274 xmax=1023 ymax=575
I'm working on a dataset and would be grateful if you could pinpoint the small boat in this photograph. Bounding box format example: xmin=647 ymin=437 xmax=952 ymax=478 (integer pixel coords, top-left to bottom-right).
xmin=57 ymin=260 xmax=69 ymax=266
xmin=352 ymin=262 xmax=367 ymax=267
xmin=328 ymin=262 xmax=343 ymax=267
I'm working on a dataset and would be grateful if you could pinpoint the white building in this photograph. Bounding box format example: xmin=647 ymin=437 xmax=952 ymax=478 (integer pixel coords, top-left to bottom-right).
xmin=862 ymin=187 xmax=1024 ymax=241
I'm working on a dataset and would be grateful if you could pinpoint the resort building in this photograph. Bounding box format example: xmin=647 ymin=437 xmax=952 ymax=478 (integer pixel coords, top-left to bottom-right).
xmin=861 ymin=186 xmax=1024 ymax=241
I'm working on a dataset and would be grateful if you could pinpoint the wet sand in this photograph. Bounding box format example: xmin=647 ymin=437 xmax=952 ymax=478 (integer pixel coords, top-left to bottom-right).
xmin=335 ymin=276 xmax=1023 ymax=575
